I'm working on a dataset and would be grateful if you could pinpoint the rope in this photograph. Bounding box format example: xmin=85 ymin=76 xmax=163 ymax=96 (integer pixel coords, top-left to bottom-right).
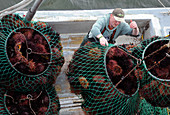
xmin=0 ymin=0 xmax=34 ymax=18
xmin=157 ymin=0 xmax=170 ymax=14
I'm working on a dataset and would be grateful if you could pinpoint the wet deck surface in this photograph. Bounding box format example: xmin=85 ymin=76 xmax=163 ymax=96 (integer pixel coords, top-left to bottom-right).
xmin=55 ymin=34 xmax=85 ymax=115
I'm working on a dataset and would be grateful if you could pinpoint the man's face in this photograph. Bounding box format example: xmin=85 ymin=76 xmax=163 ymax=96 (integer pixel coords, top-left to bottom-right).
xmin=110 ymin=14 xmax=121 ymax=27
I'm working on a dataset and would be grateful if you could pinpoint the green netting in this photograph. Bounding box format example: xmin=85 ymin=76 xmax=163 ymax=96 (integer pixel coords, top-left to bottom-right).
xmin=0 ymin=86 xmax=8 ymax=114
xmin=0 ymin=84 xmax=60 ymax=114
xmin=0 ymin=14 xmax=64 ymax=92
xmin=131 ymin=36 xmax=170 ymax=107
xmin=138 ymin=98 xmax=168 ymax=115
xmin=67 ymin=43 xmax=140 ymax=115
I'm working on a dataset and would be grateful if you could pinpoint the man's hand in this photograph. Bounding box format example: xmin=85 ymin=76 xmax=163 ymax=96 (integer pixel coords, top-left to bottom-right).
xmin=130 ymin=20 xmax=138 ymax=29
xmin=130 ymin=20 xmax=139 ymax=36
xmin=99 ymin=37 xmax=108 ymax=46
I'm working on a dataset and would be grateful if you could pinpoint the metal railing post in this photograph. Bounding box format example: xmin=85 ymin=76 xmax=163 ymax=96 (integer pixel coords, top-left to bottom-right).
xmin=25 ymin=0 xmax=43 ymax=21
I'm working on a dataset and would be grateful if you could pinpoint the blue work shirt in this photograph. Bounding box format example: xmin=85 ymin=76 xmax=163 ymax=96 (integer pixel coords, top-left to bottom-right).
xmin=88 ymin=13 xmax=133 ymax=41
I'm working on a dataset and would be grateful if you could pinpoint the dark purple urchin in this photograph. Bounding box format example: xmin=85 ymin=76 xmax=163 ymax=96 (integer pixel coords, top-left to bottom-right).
xmin=27 ymin=41 xmax=36 ymax=50
xmin=38 ymin=106 xmax=48 ymax=115
xmin=20 ymin=28 xmax=34 ymax=40
xmin=106 ymin=47 xmax=128 ymax=59
xmin=27 ymin=41 xmax=47 ymax=53
xmin=155 ymin=66 xmax=170 ymax=79
xmin=116 ymin=57 xmax=134 ymax=75
xmin=10 ymin=32 xmax=26 ymax=44
xmin=106 ymin=60 xmax=123 ymax=76
xmin=35 ymin=63 xmax=45 ymax=74
xmin=33 ymin=33 xmax=44 ymax=44
xmin=34 ymin=44 xmax=47 ymax=53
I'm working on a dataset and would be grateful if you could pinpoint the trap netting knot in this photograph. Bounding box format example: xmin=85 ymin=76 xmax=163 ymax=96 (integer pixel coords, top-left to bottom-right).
xmin=0 ymin=13 xmax=64 ymax=92
xmin=67 ymin=42 xmax=140 ymax=115
xmin=132 ymin=36 xmax=170 ymax=107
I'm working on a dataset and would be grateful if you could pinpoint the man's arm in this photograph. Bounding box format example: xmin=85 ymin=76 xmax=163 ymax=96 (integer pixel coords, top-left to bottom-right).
xmin=90 ymin=16 xmax=109 ymax=46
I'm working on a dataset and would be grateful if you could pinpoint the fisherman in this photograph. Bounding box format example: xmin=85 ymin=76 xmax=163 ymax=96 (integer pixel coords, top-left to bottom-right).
xmin=80 ymin=8 xmax=139 ymax=46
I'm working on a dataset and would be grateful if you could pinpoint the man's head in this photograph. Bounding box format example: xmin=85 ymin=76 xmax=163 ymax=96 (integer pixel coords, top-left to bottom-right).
xmin=112 ymin=8 xmax=125 ymax=22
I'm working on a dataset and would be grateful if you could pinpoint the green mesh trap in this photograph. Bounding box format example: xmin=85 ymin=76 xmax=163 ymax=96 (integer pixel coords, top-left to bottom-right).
xmin=131 ymin=36 xmax=170 ymax=107
xmin=67 ymin=43 xmax=140 ymax=115
xmin=0 ymin=85 xmax=60 ymax=114
xmin=0 ymin=14 xmax=64 ymax=92
xmin=138 ymin=98 xmax=168 ymax=115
